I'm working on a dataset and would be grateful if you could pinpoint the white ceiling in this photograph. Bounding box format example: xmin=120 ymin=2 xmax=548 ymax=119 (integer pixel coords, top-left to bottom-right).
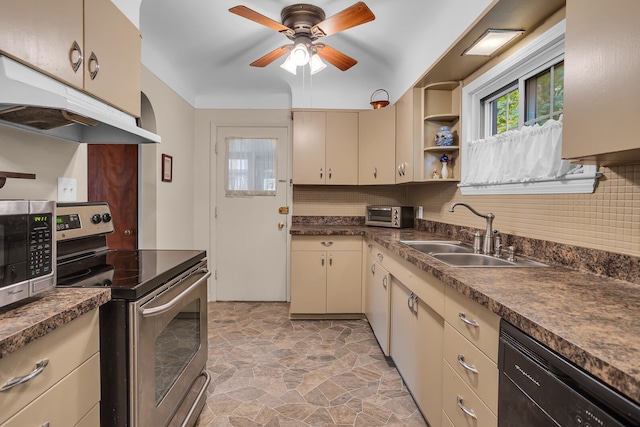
xmin=133 ymin=0 xmax=493 ymax=109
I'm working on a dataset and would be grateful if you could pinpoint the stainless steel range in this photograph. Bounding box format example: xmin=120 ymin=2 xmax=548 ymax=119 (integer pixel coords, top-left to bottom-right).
xmin=55 ymin=202 xmax=210 ymax=427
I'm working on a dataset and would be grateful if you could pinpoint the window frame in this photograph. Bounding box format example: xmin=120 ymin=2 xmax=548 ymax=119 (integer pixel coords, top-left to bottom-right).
xmin=460 ymin=19 xmax=599 ymax=195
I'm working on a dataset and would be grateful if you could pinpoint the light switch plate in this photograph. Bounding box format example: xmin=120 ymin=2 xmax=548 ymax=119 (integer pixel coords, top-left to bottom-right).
xmin=57 ymin=177 xmax=77 ymax=202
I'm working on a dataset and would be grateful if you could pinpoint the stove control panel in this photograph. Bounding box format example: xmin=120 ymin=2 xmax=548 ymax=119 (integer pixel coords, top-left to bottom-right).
xmin=56 ymin=202 xmax=114 ymax=241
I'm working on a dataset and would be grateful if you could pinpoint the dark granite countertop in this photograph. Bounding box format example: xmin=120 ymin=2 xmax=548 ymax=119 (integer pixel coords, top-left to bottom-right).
xmin=291 ymin=224 xmax=640 ymax=404
xmin=0 ymin=288 xmax=110 ymax=358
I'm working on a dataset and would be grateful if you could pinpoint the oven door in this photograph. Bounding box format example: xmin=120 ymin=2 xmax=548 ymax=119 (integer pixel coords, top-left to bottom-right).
xmin=129 ymin=261 xmax=210 ymax=427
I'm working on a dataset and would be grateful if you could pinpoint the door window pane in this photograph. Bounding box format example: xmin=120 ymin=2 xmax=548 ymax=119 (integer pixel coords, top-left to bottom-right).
xmin=226 ymin=138 xmax=277 ymax=196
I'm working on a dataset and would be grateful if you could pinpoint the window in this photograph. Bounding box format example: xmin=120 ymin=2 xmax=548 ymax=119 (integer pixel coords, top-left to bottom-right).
xmin=460 ymin=20 xmax=599 ymax=195
xmin=225 ymin=138 xmax=277 ymax=196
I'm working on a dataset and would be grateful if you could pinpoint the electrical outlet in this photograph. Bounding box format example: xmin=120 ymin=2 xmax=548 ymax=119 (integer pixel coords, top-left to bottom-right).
xmin=57 ymin=177 xmax=77 ymax=202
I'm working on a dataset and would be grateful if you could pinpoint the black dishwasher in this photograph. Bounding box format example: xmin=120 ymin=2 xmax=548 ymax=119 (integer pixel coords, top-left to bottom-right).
xmin=498 ymin=320 xmax=640 ymax=427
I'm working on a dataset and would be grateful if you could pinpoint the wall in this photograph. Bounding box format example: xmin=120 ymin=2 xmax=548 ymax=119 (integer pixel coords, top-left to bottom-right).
xmin=139 ymin=66 xmax=196 ymax=250
xmin=293 ymin=185 xmax=408 ymax=216
xmin=0 ymin=126 xmax=87 ymax=201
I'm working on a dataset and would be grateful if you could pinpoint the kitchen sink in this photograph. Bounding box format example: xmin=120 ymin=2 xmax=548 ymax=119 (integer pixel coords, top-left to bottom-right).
xmin=400 ymin=240 xmax=474 ymax=254
xmin=400 ymin=240 xmax=548 ymax=268
xmin=431 ymin=253 xmax=548 ymax=268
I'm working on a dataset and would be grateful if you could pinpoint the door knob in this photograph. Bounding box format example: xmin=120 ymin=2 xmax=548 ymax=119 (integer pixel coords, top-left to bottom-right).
xmin=124 ymin=229 xmax=133 ymax=236
xmin=278 ymin=222 xmax=285 ymax=229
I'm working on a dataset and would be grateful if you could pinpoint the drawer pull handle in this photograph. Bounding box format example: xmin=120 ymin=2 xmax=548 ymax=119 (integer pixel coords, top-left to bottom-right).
xmin=40 ymin=423 xmax=50 ymax=427
xmin=457 ymin=354 xmax=479 ymax=374
xmin=457 ymin=395 xmax=478 ymax=420
xmin=382 ymin=274 xmax=388 ymax=289
xmin=377 ymin=253 xmax=383 ymax=261
xmin=458 ymin=312 xmax=479 ymax=328
xmin=371 ymin=263 xmax=375 ymax=274
xmin=321 ymin=255 xmax=325 ymax=266
xmin=368 ymin=244 xmax=373 ymax=250
xmin=321 ymin=241 xmax=333 ymax=247
xmin=413 ymin=294 xmax=418 ymax=315
xmin=407 ymin=292 xmax=414 ymax=310
xmin=0 ymin=359 xmax=49 ymax=392
xmin=329 ymin=254 xmax=333 ymax=266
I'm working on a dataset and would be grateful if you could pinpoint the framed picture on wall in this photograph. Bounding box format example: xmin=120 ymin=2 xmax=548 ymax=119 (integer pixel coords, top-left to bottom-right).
xmin=162 ymin=154 xmax=173 ymax=182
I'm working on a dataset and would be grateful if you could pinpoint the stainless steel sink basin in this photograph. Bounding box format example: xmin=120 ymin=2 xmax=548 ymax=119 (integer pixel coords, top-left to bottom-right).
xmin=400 ymin=240 xmax=474 ymax=254
xmin=400 ymin=240 xmax=548 ymax=268
xmin=430 ymin=253 xmax=548 ymax=268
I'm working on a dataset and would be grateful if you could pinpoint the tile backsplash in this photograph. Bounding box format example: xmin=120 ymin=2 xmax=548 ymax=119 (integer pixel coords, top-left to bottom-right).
xmin=292 ymin=165 xmax=640 ymax=257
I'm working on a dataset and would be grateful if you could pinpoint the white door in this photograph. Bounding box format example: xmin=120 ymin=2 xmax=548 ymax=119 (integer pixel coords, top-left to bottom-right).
xmin=215 ymin=126 xmax=289 ymax=301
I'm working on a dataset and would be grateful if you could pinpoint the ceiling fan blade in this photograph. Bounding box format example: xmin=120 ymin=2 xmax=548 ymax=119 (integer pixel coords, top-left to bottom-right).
xmin=316 ymin=44 xmax=357 ymax=71
xmin=250 ymin=45 xmax=292 ymax=67
xmin=312 ymin=2 xmax=375 ymax=37
xmin=229 ymin=5 xmax=293 ymax=34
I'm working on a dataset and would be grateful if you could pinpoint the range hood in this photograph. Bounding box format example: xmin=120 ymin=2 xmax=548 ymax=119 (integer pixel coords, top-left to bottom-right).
xmin=0 ymin=55 xmax=160 ymax=144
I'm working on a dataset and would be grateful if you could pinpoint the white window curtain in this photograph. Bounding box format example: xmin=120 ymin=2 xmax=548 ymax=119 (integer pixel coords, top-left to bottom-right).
xmin=225 ymin=138 xmax=277 ymax=197
xmin=461 ymin=118 xmax=582 ymax=185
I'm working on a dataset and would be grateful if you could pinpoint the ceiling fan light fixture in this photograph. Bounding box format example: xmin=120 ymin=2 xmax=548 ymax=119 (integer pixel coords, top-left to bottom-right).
xmin=290 ymin=42 xmax=310 ymax=66
xmin=309 ymin=54 xmax=326 ymax=75
xmin=462 ymin=29 xmax=524 ymax=56
xmin=280 ymin=55 xmax=298 ymax=75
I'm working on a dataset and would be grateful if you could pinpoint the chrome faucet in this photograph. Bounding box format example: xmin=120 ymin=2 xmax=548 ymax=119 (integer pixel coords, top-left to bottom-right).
xmin=449 ymin=202 xmax=495 ymax=255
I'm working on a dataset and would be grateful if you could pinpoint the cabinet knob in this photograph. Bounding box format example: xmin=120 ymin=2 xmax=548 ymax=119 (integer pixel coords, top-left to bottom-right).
xmin=278 ymin=222 xmax=285 ymax=229
xmin=124 ymin=229 xmax=134 ymax=236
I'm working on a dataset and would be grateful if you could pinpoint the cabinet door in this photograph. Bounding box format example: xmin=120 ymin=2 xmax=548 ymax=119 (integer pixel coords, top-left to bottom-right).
xmin=293 ymin=111 xmax=326 ymax=184
xmin=84 ymin=0 xmax=141 ymax=116
xmin=359 ymin=106 xmax=396 ymax=185
xmin=326 ymin=249 xmax=362 ymax=313
xmin=364 ymin=257 xmax=390 ymax=355
xmin=395 ymin=89 xmax=418 ymax=183
xmin=562 ymin=0 xmax=640 ymax=163
xmin=0 ymin=0 xmax=83 ymax=88
xmin=290 ymin=250 xmax=326 ymax=314
xmin=326 ymin=112 xmax=359 ymax=185
xmin=391 ymin=278 xmax=443 ymax=426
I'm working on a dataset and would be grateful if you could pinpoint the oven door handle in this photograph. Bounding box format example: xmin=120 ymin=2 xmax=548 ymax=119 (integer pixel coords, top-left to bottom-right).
xmin=140 ymin=269 xmax=211 ymax=318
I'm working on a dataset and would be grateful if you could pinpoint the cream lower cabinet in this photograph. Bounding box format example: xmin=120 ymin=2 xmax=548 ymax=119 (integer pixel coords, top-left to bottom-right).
xmin=363 ymin=254 xmax=390 ymax=355
xmin=442 ymin=286 xmax=500 ymax=427
xmin=0 ymin=309 xmax=100 ymax=427
xmin=290 ymin=236 xmax=362 ymax=315
xmin=390 ymin=277 xmax=443 ymax=427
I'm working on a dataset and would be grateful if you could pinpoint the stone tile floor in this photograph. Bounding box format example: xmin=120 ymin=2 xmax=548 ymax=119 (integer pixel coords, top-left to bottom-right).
xmin=196 ymin=302 xmax=427 ymax=427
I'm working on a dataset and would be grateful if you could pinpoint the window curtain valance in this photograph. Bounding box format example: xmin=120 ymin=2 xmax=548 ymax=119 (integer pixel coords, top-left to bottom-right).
xmin=461 ymin=118 xmax=581 ymax=186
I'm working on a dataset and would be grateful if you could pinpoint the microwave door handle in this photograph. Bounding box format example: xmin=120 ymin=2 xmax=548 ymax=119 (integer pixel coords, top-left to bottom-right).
xmin=140 ymin=269 xmax=211 ymax=318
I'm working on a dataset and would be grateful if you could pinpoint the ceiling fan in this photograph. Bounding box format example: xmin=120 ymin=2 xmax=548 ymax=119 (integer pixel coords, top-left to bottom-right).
xmin=229 ymin=2 xmax=375 ymax=74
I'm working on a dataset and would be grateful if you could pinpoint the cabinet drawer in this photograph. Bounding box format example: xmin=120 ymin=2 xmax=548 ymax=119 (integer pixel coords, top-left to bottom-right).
xmin=366 ymin=239 xmax=445 ymax=317
xmin=445 ymin=287 xmax=500 ymax=362
xmin=443 ymin=323 xmax=498 ymax=414
xmin=75 ymin=402 xmax=100 ymax=427
xmin=2 ymin=353 xmax=100 ymax=427
xmin=292 ymin=235 xmax=362 ymax=251
xmin=0 ymin=309 xmax=99 ymax=424
xmin=442 ymin=410 xmax=455 ymax=427
xmin=442 ymin=361 xmax=497 ymax=427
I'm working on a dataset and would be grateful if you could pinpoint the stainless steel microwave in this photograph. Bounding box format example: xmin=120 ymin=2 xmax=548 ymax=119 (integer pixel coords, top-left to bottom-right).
xmin=0 ymin=200 xmax=55 ymax=309
xmin=365 ymin=206 xmax=414 ymax=228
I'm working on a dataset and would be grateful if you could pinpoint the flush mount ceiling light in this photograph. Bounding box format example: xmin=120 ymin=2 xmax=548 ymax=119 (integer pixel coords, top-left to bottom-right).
xmin=229 ymin=2 xmax=376 ymax=73
xmin=462 ymin=29 xmax=524 ymax=56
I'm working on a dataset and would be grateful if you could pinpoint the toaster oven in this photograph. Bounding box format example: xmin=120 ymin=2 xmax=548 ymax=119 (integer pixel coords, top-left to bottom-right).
xmin=365 ymin=206 xmax=414 ymax=228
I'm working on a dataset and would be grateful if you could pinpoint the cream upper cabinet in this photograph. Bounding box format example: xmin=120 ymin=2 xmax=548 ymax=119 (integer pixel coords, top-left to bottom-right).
xmin=290 ymin=236 xmax=362 ymax=315
xmin=359 ymin=106 xmax=396 ymax=185
xmin=293 ymin=111 xmax=359 ymax=185
xmin=293 ymin=112 xmax=326 ymax=185
xmin=0 ymin=0 xmax=142 ymax=117
xmin=84 ymin=0 xmax=142 ymax=117
xmin=0 ymin=0 xmax=84 ymax=88
xmin=562 ymin=0 xmax=640 ymax=165
xmin=395 ymin=89 xmax=421 ymax=183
